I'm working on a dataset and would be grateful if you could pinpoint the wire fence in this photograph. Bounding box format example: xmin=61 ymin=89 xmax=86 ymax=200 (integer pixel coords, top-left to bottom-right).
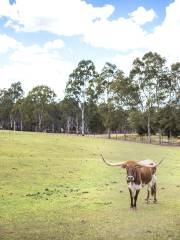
xmin=88 ymin=133 xmax=180 ymax=146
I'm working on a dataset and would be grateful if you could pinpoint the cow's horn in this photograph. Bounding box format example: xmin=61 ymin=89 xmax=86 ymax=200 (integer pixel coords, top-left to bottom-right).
xmin=101 ymin=154 xmax=125 ymax=167
xmin=156 ymin=156 xmax=166 ymax=166
xmin=138 ymin=157 xmax=165 ymax=168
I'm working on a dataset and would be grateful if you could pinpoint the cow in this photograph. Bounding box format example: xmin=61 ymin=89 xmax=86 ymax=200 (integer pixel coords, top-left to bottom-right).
xmin=101 ymin=154 xmax=164 ymax=209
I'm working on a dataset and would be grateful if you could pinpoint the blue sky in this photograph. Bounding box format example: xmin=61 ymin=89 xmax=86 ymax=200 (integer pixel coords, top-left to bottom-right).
xmin=0 ymin=0 xmax=179 ymax=98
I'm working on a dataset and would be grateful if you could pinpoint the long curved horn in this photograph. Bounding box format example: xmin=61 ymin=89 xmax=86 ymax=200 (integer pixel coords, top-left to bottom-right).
xmin=101 ymin=154 xmax=125 ymax=167
xmin=156 ymin=157 xmax=165 ymax=166
xmin=138 ymin=157 xmax=165 ymax=168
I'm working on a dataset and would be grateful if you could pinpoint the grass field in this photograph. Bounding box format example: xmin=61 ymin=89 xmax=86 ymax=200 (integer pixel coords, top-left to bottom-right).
xmin=0 ymin=131 xmax=180 ymax=240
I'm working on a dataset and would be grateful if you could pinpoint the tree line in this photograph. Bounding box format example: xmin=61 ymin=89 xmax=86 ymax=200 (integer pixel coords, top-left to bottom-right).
xmin=0 ymin=52 xmax=179 ymax=143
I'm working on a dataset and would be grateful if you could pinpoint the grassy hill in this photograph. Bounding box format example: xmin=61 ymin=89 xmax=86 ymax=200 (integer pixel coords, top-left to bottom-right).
xmin=0 ymin=131 xmax=180 ymax=240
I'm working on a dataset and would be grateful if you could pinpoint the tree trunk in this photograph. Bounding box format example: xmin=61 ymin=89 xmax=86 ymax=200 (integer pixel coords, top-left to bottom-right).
xmin=52 ymin=123 xmax=55 ymax=133
xmin=10 ymin=115 xmax=13 ymax=129
xmin=38 ymin=111 xmax=43 ymax=132
xmin=67 ymin=118 xmax=70 ymax=133
xmin=107 ymin=128 xmax=111 ymax=139
xmin=169 ymin=130 xmax=172 ymax=144
xmin=13 ymin=121 xmax=16 ymax=131
xmin=158 ymin=129 xmax=162 ymax=144
xmin=147 ymin=113 xmax=151 ymax=143
xmin=76 ymin=116 xmax=79 ymax=135
xmin=81 ymin=103 xmax=85 ymax=136
xmin=20 ymin=120 xmax=23 ymax=131
xmin=38 ymin=115 xmax=42 ymax=132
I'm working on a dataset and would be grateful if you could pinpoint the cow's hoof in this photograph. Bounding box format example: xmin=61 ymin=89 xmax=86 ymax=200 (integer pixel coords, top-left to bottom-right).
xmin=153 ymin=200 xmax=157 ymax=204
xmin=130 ymin=206 xmax=137 ymax=211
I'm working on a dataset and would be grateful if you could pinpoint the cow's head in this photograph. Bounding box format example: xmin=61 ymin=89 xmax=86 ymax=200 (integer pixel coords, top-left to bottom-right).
xmin=119 ymin=161 xmax=142 ymax=183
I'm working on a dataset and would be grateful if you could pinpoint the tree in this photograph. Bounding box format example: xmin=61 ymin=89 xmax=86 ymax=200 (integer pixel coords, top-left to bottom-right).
xmin=9 ymin=82 xmax=24 ymax=130
xmin=111 ymin=69 xmax=140 ymax=109
xmin=86 ymin=101 xmax=105 ymax=134
xmin=60 ymin=98 xmax=80 ymax=133
xmin=0 ymin=89 xmax=12 ymax=129
xmin=97 ymin=62 xmax=119 ymax=138
xmin=157 ymin=106 xmax=180 ymax=140
xmin=130 ymin=52 xmax=167 ymax=143
xmin=0 ymin=82 xmax=24 ymax=130
xmin=11 ymin=99 xmax=24 ymax=131
xmin=169 ymin=63 xmax=180 ymax=106
xmin=97 ymin=62 xmax=118 ymax=102
xmin=27 ymin=85 xmax=56 ymax=131
xmin=65 ymin=60 xmax=98 ymax=136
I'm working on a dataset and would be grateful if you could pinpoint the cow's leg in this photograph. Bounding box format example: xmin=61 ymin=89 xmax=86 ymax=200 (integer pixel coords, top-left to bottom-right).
xmin=145 ymin=184 xmax=150 ymax=204
xmin=129 ymin=188 xmax=134 ymax=209
xmin=146 ymin=189 xmax=150 ymax=204
xmin=151 ymin=174 xmax=157 ymax=203
xmin=152 ymin=183 xmax=157 ymax=203
xmin=134 ymin=190 xmax=140 ymax=209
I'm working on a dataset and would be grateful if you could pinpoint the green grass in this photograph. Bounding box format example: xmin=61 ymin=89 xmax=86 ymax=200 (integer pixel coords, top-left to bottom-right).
xmin=0 ymin=131 xmax=180 ymax=240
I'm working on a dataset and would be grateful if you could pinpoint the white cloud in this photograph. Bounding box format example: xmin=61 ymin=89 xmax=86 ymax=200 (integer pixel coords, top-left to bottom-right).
xmin=0 ymin=0 xmax=114 ymax=35
xmin=83 ymin=17 xmax=147 ymax=51
xmin=0 ymin=0 xmax=157 ymax=53
xmin=0 ymin=41 xmax=74 ymax=98
xmin=44 ymin=39 xmax=65 ymax=50
xmin=1 ymin=0 xmax=180 ymax=58
xmin=147 ymin=0 xmax=180 ymax=64
xmin=0 ymin=0 xmax=148 ymax=51
xmin=0 ymin=33 xmax=22 ymax=53
xmin=129 ymin=6 xmax=156 ymax=25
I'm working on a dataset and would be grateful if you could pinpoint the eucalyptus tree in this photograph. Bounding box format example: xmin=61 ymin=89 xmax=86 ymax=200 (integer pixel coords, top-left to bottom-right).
xmin=0 ymin=82 xmax=24 ymax=130
xmin=97 ymin=62 xmax=118 ymax=102
xmin=97 ymin=62 xmax=119 ymax=138
xmin=170 ymin=62 xmax=180 ymax=106
xmin=9 ymin=82 xmax=24 ymax=130
xmin=0 ymin=89 xmax=12 ymax=129
xmin=65 ymin=60 xmax=98 ymax=136
xmin=86 ymin=101 xmax=104 ymax=134
xmin=27 ymin=85 xmax=56 ymax=131
xmin=60 ymin=98 xmax=80 ymax=134
xmin=8 ymin=82 xmax=24 ymax=103
xmin=45 ymin=102 xmax=62 ymax=133
xmin=111 ymin=71 xmax=140 ymax=137
xmin=160 ymin=62 xmax=180 ymax=139
xmin=11 ymin=98 xmax=25 ymax=131
xmin=130 ymin=52 xmax=167 ymax=143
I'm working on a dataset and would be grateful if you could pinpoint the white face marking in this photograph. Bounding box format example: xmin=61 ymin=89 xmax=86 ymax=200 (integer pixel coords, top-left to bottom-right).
xmin=128 ymin=182 xmax=142 ymax=197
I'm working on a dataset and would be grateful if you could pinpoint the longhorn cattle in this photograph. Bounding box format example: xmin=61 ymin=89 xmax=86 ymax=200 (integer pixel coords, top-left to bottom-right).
xmin=101 ymin=155 xmax=164 ymax=209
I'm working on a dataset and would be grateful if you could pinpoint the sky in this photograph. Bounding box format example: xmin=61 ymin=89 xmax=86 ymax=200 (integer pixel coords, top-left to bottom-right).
xmin=0 ymin=0 xmax=179 ymax=98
